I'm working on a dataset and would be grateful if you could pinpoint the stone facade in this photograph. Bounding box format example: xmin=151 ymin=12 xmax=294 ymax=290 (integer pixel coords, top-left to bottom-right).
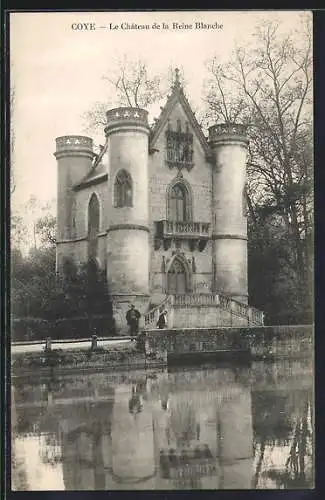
xmin=55 ymin=72 xmax=256 ymax=332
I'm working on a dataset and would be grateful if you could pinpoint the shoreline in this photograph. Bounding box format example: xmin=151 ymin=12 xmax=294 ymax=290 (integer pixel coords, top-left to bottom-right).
xmin=11 ymin=344 xmax=312 ymax=379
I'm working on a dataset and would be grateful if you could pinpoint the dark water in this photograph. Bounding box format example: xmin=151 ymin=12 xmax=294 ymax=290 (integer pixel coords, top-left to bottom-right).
xmin=11 ymin=359 xmax=314 ymax=490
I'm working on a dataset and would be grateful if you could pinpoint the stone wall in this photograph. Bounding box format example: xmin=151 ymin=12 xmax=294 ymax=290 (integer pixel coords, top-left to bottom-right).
xmin=144 ymin=325 xmax=313 ymax=361
xmin=172 ymin=305 xmax=248 ymax=329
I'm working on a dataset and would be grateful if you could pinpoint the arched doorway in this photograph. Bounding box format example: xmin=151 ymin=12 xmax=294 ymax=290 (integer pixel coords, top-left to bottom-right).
xmin=167 ymin=258 xmax=187 ymax=294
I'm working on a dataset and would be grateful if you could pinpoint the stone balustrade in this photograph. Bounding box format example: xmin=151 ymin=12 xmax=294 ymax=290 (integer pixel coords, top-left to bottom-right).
xmin=155 ymin=220 xmax=211 ymax=239
xmin=144 ymin=295 xmax=174 ymax=329
xmin=173 ymin=294 xmax=220 ymax=307
xmin=144 ymin=293 xmax=264 ymax=329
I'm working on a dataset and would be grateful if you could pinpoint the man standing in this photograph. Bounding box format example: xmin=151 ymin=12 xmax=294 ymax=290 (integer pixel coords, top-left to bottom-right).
xmin=126 ymin=304 xmax=141 ymax=339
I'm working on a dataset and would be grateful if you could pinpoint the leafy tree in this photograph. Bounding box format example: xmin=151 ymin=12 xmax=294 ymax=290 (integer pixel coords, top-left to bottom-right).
xmin=11 ymin=197 xmax=56 ymax=252
xmin=204 ymin=14 xmax=313 ymax=316
xmin=11 ymin=246 xmax=56 ymax=318
xmin=11 ymin=214 xmax=29 ymax=251
xmin=35 ymin=212 xmax=56 ymax=247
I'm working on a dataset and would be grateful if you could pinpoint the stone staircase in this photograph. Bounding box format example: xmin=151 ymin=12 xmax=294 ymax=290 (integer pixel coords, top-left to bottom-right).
xmin=144 ymin=295 xmax=174 ymax=330
xmin=143 ymin=293 xmax=264 ymax=330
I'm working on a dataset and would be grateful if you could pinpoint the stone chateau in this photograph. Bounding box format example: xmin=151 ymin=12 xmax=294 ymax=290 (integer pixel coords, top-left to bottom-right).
xmin=54 ymin=70 xmax=263 ymax=332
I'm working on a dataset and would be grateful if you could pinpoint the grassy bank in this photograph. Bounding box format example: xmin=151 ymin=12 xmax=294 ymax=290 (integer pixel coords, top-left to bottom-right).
xmin=11 ymin=342 xmax=165 ymax=376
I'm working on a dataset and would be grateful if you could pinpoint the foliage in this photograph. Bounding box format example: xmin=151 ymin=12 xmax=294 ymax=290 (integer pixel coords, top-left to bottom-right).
xmin=11 ymin=317 xmax=50 ymax=342
xmin=11 ymin=246 xmax=115 ymax=339
xmin=35 ymin=213 xmax=56 ymax=247
xmin=11 ymin=197 xmax=56 ymax=252
xmin=204 ymin=14 xmax=313 ymax=318
xmin=11 ymin=215 xmax=29 ymax=250
xmin=11 ymin=343 xmax=142 ymax=371
xmin=248 ymin=209 xmax=304 ymax=324
xmin=11 ymin=246 xmax=57 ymax=319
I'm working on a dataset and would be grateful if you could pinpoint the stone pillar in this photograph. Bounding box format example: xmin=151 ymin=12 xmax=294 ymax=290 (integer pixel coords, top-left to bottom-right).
xmin=209 ymin=124 xmax=249 ymax=304
xmin=54 ymin=135 xmax=95 ymax=274
xmin=105 ymin=108 xmax=150 ymax=333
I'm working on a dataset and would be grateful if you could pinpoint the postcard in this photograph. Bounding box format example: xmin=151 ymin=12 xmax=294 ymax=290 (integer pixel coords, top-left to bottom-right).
xmin=10 ymin=10 xmax=314 ymax=491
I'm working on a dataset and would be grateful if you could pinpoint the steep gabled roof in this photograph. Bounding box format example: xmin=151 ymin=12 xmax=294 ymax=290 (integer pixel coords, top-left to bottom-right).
xmin=73 ymin=163 xmax=108 ymax=191
xmin=149 ymin=71 xmax=210 ymax=158
xmin=73 ymin=138 xmax=109 ymax=191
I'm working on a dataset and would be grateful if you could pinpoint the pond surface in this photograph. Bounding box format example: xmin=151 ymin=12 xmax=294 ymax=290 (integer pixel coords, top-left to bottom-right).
xmin=11 ymin=359 xmax=314 ymax=490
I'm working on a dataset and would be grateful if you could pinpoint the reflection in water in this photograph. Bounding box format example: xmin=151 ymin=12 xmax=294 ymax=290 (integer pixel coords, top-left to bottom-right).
xmin=11 ymin=360 xmax=314 ymax=490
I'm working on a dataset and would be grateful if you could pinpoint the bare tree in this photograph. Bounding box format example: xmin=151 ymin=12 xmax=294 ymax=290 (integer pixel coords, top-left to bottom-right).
xmin=204 ymin=14 xmax=313 ymax=309
xmin=82 ymin=55 xmax=165 ymax=135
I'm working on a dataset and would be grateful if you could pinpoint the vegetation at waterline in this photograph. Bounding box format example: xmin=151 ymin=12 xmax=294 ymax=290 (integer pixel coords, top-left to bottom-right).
xmin=11 ymin=238 xmax=115 ymax=341
xmin=11 ymin=341 xmax=160 ymax=372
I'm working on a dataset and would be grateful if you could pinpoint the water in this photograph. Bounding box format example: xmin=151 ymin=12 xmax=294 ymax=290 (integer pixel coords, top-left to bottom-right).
xmin=11 ymin=359 xmax=314 ymax=490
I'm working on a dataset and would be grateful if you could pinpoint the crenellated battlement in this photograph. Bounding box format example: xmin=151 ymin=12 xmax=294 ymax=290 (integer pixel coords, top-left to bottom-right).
xmin=55 ymin=135 xmax=93 ymax=150
xmin=54 ymin=135 xmax=94 ymax=161
xmin=105 ymin=107 xmax=149 ymax=134
xmin=208 ymin=123 xmax=248 ymax=144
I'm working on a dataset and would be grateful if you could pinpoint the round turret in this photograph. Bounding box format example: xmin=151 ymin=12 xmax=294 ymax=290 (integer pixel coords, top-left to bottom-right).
xmin=54 ymin=135 xmax=95 ymax=272
xmin=55 ymin=135 xmax=94 ymax=159
xmin=209 ymin=123 xmax=249 ymax=303
xmin=105 ymin=107 xmax=149 ymax=135
xmin=105 ymin=108 xmax=150 ymax=330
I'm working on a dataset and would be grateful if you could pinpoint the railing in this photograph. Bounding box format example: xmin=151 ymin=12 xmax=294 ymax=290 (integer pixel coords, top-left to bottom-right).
xmin=144 ymin=293 xmax=264 ymax=327
xmin=173 ymin=294 xmax=220 ymax=307
xmin=220 ymin=296 xmax=248 ymax=318
xmin=249 ymin=307 xmax=264 ymax=326
xmin=219 ymin=294 xmax=264 ymax=325
xmin=144 ymin=295 xmax=174 ymax=330
xmin=156 ymin=220 xmax=211 ymax=238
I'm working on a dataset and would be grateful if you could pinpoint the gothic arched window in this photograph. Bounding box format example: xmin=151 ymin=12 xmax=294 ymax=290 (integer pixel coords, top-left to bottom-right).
xmin=88 ymin=193 xmax=100 ymax=261
xmin=167 ymin=257 xmax=188 ymax=294
xmin=168 ymin=182 xmax=192 ymax=221
xmin=114 ymin=169 xmax=133 ymax=208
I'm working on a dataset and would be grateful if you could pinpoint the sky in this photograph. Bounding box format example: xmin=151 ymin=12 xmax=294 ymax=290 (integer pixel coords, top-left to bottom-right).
xmin=10 ymin=10 xmax=309 ymax=222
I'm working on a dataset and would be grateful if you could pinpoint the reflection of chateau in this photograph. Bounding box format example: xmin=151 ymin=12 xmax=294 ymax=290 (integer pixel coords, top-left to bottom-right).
xmin=151 ymin=373 xmax=254 ymax=489
xmin=13 ymin=369 xmax=254 ymax=490
xmin=12 ymin=361 xmax=313 ymax=490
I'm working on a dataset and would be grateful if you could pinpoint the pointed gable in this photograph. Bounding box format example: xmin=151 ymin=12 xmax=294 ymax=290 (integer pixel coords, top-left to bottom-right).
xmin=73 ymin=138 xmax=109 ymax=191
xmin=149 ymin=69 xmax=210 ymax=159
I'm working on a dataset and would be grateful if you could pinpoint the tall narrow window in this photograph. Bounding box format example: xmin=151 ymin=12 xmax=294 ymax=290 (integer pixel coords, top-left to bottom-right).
xmin=114 ymin=169 xmax=133 ymax=208
xmin=88 ymin=193 xmax=100 ymax=261
xmin=170 ymin=184 xmax=186 ymax=221
xmin=169 ymin=182 xmax=193 ymax=221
